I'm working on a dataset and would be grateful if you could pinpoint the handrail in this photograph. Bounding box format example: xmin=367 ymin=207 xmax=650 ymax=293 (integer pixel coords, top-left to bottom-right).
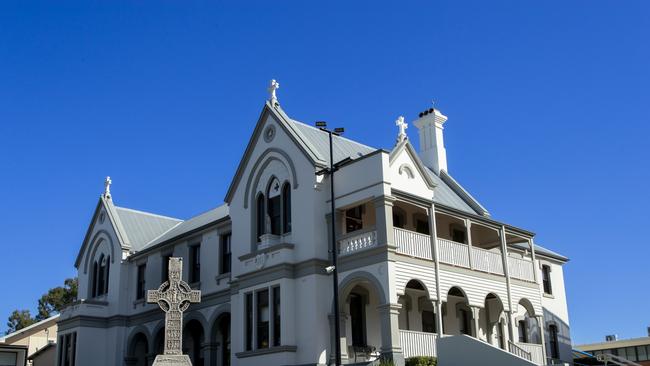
xmin=394 ymin=228 xmax=432 ymax=260
xmin=508 ymin=341 xmax=532 ymax=362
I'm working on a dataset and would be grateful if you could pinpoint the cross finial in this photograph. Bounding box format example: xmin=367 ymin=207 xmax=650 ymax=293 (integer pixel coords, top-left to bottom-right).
xmin=268 ymin=79 xmax=280 ymax=105
xmin=104 ymin=176 xmax=112 ymax=199
xmin=396 ymin=116 xmax=408 ymax=142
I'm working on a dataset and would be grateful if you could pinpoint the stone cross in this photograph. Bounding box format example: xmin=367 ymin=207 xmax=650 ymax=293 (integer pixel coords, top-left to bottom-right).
xmin=268 ymin=79 xmax=280 ymax=104
xmin=104 ymin=176 xmax=112 ymax=199
xmin=148 ymin=258 xmax=201 ymax=365
xmin=395 ymin=116 xmax=408 ymax=142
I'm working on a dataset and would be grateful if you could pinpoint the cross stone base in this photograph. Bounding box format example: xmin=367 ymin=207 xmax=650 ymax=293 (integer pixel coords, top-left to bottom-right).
xmin=152 ymin=354 xmax=192 ymax=366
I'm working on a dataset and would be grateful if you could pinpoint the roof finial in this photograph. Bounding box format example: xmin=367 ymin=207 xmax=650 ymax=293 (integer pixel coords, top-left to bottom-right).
xmin=104 ymin=176 xmax=112 ymax=199
xmin=396 ymin=116 xmax=408 ymax=143
xmin=267 ymin=79 xmax=280 ymax=106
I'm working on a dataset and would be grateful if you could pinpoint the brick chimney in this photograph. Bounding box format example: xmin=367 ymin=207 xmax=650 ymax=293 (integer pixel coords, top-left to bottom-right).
xmin=413 ymin=107 xmax=449 ymax=174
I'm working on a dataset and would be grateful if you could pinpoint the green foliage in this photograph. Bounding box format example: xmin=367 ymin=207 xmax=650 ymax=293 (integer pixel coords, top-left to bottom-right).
xmin=377 ymin=359 xmax=396 ymax=366
xmin=405 ymin=356 xmax=437 ymax=366
xmin=36 ymin=278 xmax=78 ymax=320
xmin=6 ymin=309 xmax=36 ymax=334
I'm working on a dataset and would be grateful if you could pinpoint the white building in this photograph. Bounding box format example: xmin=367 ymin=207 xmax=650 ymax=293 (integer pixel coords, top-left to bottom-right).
xmin=57 ymin=84 xmax=572 ymax=366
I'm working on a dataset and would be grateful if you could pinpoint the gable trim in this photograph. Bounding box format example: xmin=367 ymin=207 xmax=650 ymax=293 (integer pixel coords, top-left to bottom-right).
xmin=224 ymin=102 xmax=326 ymax=204
xmin=389 ymin=139 xmax=437 ymax=190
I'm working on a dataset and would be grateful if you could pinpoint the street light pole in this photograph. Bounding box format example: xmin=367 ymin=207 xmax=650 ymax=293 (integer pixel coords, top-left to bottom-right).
xmin=316 ymin=122 xmax=344 ymax=366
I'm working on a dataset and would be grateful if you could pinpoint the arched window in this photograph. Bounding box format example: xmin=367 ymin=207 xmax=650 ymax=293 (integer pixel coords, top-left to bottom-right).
xmin=267 ymin=178 xmax=281 ymax=235
xmin=97 ymin=254 xmax=106 ymax=296
xmin=549 ymin=324 xmax=560 ymax=359
xmin=256 ymin=194 xmax=265 ymax=242
xmin=282 ymin=183 xmax=291 ymax=234
xmin=92 ymin=254 xmax=110 ymax=297
xmin=92 ymin=261 xmax=98 ymax=297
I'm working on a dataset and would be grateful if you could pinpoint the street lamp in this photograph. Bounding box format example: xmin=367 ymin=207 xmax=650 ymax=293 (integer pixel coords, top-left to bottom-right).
xmin=315 ymin=121 xmax=345 ymax=366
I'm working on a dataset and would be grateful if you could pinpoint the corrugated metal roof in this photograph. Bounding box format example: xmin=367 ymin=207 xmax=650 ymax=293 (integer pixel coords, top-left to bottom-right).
xmin=290 ymin=119 xmax=376 ymax=165
xmin=114 ymin=207 xmax=182 ymax=251
xmin=424 ymin=168 xmax=479 ymax=215
xmin=142 ymin=204 xmax=229 ymax=250
xmin=511 ymin=242 xmax=569 ymax=262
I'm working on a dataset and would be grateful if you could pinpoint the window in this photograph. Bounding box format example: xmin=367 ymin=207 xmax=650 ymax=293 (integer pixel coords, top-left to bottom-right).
xmin=421 ymin=310 xmax=436 ymax=333
xmin=549 ymin=324 xmax=559 ymax=359
xmin=136 ymin=264 xmax=146 ymax=300
xmin=256 ymin=194 xmax=265 ymax=241
xmin=267 ymin=178 xmax=281 ymax=235
xmin=459 ymin=308 xmax=471 ymax=335
xmin=245 ymin=293 xmax=253 ymax=351
xmin=542 ymin=265 xmax=553 ymax=295
xmin=190 ymin=245 xmax=201 ymax=283
xmin=220 ymin=234 xmax=232 ymax=275
xmin=92 ymin=254 xmax=110 ymax=297
xmin=257 ymin=289 xmax=270 ymax=349
xmin=282 ymin=183 xmax=291 ymax=233
xmin=415 ymin=215 xmax=430 ymax=235
xmin=626 ymin=347 xmax=638 ymax=361
xmin=345 ymin=205 xmax=364 ymax=233
xmin=518 ymin=320 xmax=528 ymax=343
xmin=273 ymin=287 xmax=281 ymax=346
xmin=58 ymin=332 xmax=77 ymax=366
xmin=393 ymin=208 xmax=406 ymax=229
xmin=638 ymin=345 xmax=648 ymax=361
xmin=451 ymin=225 xmax=466 ymax=243
xmin=162 ymin=254 xmax=172 ymax=282
xmin=497 ymin=322 xmax=505 ymax=349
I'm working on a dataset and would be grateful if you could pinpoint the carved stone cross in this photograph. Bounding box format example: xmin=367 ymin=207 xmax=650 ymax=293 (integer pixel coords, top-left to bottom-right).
xmin=148 ymin=257 xmax=201 ymax=365
xmin=104 ymin=176 xmax=112 ymax=199
xmin=268 ymin=79 xmax=280 ymax=104
xmin=395 ymin=116 xmax=408 ymax=142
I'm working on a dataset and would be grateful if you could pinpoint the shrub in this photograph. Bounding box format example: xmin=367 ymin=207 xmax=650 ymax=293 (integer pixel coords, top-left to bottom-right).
xmin=405 ymin=356 xmax=437 ymax=366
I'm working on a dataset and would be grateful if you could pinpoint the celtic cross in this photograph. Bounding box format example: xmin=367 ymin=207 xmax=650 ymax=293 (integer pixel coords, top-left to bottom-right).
xmin=148 ymin=257 xmax=201 ymax=364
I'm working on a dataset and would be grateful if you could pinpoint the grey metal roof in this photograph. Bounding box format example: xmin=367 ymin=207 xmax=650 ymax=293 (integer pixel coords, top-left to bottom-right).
xmin=114 ymin=207 xmax=182 ymax=251
xmin=290 ymin=119 xmax=376 ymax=165
xmin=424 ymin=168 xmax=480 ymax=215
xmin=511 ymin=242 xmax=569 ymax=262
xmin=142 ymin=204 xmax=229 ymax=250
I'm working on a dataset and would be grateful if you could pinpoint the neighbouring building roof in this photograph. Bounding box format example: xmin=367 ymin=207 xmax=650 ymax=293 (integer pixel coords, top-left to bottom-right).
xmin=0 ymin=314 xmax=59 ymax=343
xmin=576 ymin=336 xmax=650 ymax=350
xmin=27 ymin=342 xmax=55 ymax=361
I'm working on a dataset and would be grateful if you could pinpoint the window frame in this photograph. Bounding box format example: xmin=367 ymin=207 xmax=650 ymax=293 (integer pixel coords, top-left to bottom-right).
xmin=281 ymin=182 xmax=291 ymax=234
xmin=189 ymin=244 xmax=201 ymax=284
xmin=220 ymin=233 xmax=232 ymax=275
xmin=136 ymin=263 xmax=147 ymax=300
xmin=542 ymin=264 xmax=553 ymax=295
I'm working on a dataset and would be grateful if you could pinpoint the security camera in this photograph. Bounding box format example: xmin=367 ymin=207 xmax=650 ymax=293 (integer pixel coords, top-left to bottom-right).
xmin=325 ymin=265 xmax=336 ymax=274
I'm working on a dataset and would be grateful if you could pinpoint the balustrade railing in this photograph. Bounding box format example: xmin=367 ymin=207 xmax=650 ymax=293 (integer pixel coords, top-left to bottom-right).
xmin=339 ymin=229 xmax=377 ymax=256
xmin=508 ymin=256 xmax=535 ymax=282
xmin=399 ymin=330 xmax=438 ymax=358
xmin=517 ymin=342 xmax=545 ymax=365
xmin=437 ymin=238 xmax=470 ymax=268
xmin=471 ymin=246 xmax=504 ymax=275
xmin=394 ymin=228 xmax=432 ymax=260
xmin=508 ymin=341 xmax=533 ymax=362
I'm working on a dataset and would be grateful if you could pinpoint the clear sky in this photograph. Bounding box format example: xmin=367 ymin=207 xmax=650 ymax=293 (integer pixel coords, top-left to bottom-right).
xmin=0 ymin=1 xmax=648 ymax=343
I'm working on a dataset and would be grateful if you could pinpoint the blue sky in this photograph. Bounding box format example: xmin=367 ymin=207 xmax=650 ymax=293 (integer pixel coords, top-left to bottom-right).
xmin=0 ymin=1 xmax=648 ymax=343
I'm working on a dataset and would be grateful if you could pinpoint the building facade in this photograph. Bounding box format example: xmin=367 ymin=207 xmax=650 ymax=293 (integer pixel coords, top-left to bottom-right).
xmin=0 ymin=315 xmax=58 ymax=366
xmin=575 ymin=333 xmax=650 ymax=365
xmin=57 ymin=88 xmax=572 ymax=366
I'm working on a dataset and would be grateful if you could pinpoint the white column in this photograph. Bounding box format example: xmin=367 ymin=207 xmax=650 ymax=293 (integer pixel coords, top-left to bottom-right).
xmin=529 ymin=238 xmax=539 ymax=284
xmin=429 ymin=204 xmax=444 ymax=336
xmin=470 ymin=306 xmax=481 ymax=339
xmin=500 ymin=226 xmax=515 ymax=341
xmin=465 ymin=219 xmax=474 ymax=269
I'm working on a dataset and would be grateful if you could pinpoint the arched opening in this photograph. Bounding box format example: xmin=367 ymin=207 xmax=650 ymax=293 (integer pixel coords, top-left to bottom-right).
xmin=91 ymin=253 xmax=110 ymax=298
xmin=443 ymin=287 xmax=473 ymax=336
xmin=398 ymin=280 xmax=435 ymax=333
xmin=516 ymin=298 xmax=540 ymax=345
xmin=256 ymin=194 xmax=265 ymax=241
xmin=281 ymin=182 xmax=291 ymax=234
xmin=483 ymin=293 xmax=505 ymax=348
xmin=210 ymin=313 xmax=231 ymax=366
xmin=266 ymin=177 xmax=282 ymax=235
xmin=126 ymin=332 xmax=149 ymax=366
xmin=184 ymin=319 xmax=205 ymax=366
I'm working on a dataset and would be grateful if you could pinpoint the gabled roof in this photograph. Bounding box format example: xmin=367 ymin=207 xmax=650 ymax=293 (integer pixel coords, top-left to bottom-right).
xmin=511 ymin=242 xmax=569 ymax=262
xmin=389 ymin=138 xmax=437 ymax=190
xmin=0 ymin=314 xmax=59 ymax=343
xmin=113 ymin=207 xmax=182 ymax=251
xmin=142 ymin=204 xmax=229 ymax=251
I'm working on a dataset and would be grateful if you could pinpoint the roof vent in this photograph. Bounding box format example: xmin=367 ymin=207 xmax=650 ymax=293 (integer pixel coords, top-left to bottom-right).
xmin=605 ymin=335 xmax=618 ymax=342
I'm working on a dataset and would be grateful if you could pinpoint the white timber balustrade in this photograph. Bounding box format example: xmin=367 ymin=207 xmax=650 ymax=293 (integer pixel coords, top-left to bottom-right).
xmin=394 ymin=228 xmax=432 ymax=260
xmin=471 ymin=247 xmax=504 ymax=275
xmin=507 ymin=256 xmax=535 ymax=282
xmin=508 ymin=341 xmax=533 ymax=362
xmin=339 ymin=229 xmax=377 ymax=256
xmin=517 ymin=343 xmax=544 ymax=365
xmin=437 ymin=238 xmax=470 ymax=268
xmin=399 ymin=330 xmax=438 ymax=358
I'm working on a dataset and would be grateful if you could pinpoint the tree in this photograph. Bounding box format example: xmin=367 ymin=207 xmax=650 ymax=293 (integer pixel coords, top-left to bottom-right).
xmin=6 ymin=309 xmax=36 ymax=334
xmin=36 ymin=278 xmax=78 ymax=320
